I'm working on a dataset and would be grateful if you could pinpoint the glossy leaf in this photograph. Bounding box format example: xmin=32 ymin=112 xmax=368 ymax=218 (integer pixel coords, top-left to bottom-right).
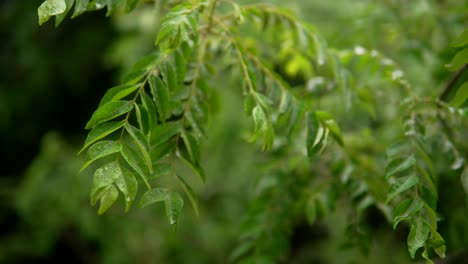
xmin=131 ymin=51 xmax=163 ymax=72
xmin=176 ymin=175 xmax=199 ymax=217
xmin=38 ymin=0 xmax=66 ymax=25
xmin=387 ymin=141 xmax=409 ymax=159
xmin=99 ymin=84 xmax=139 ymax=107
xmin=72 ymin=0 xmax=89 ymax=18
xmin=164 ymin=191 xmax=184 ymax=230
xmin=55 ymin=0 xmax=74 ymax=26
xmin=134 ymin=103 xmax=150 ymax=136
xmin=316 ymin=111 xmax=343 ymax=146
xmin=174 ymin=50 xmax=187 ymax=82
xmin=149 ymin=74 xmax=170 ymax=122
xmin=385 ymin=155 xmax=416 ymax=178
xmin=452 ymin=29 xmax=468 ymax=48
xmin=150 ymin=122 xmax=181 ymax=147
xmin=122 ymin=69 xmax=147 ymax=85
xmin=307 ymin=111 xmax=323 ymax=158
xmin=150 ymin=163 xmax=172 ymax=179
xmin=253 ymin=91 xmax=272 ymax=113
xmin=121 ymin=144 xmax=150 ymax=188
xmin=115 ymin=163 xmax=138 ymax=212
xmin=451 ymin=81 xmax=468 ymax=107
xmin=140 ymin=188 xmax=168 ymax=208
xmin=244 ymin=93 xmax=256 ymax=117
xmin=446 ymin=47 xmax=468 ymax=71
xmin=124 ymin=123 xmax=153 ymax=173
xmin=140 ymin=91 xmax=158 ymax=134
xmin=80 ymin=120 xmax=125 ymax=153
xmin=151 ymin=140 xmax=176 ymax=163
xmin=386 ymin=175 xmax=419 ymax=203
xmin=81 ymin=141 xmax=122 ymax=172
xmin=393 ymin=198 xmax=425 ymax=229
xmin=407 ymin=220 xmax=430 ymax=259
xmin=92 ymin=162 xmax=121 ymax=187
xmin=180 ymin=130 xmax=205 ymax=182
xmin=163 ymin=61 xmax=178 ymax=91
xmin=98 ymin=185 xmax=119 ymax=215
xmin=85 ymin=101 xmax=133 ymax=129
xmin=125 ymin=0 xmax=140 ymax=13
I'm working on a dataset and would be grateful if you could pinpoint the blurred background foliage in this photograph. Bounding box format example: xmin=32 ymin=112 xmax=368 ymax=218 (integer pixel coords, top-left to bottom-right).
xmin=0 ymin=0 xmax=467 ymax=263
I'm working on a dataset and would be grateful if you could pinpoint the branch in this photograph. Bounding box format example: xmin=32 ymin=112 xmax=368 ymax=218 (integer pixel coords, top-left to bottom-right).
xmin=439 ymin=63 xmax=468 ymax=101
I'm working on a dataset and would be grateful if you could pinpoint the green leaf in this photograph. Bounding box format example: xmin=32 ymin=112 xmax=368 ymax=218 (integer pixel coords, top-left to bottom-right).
xmin=121 ymin=144 xmax=150 ymax=188
xmin=163 ymin=61 xmax=178 ymax=91
xmin=85 ymin=101 xmax=133 ymax=129
xmin=130 ymin=51 xmax=163 ymax=72
xmin=393 ymin=198 xmax=425 ymax=229
xmin=446 ymin=47 xmax=468 ymax=71
xmin=134 ymin=103 xmax=150 ymax=136
xmin=180 ymin=130 xmax=205 ymax=182
xmin=125 ymin=0 xmax=140 ymax=12
xmin=176 ymin=175 xmax=199 ymax=217
xmin=150 ymin=163 xmax=172 ymax=179
xmin=92 ymin=161 xmax=121 ymax=187
xmin=140 ymin=91 xmax=158 ymax=134
xmin=451 ymin=82 xmax=468 ymax=107
xmin=90 ymin=185 xmax=111 ymax=206
xmin=72 ymin=0 xmax=89 ymax=18
xmin=286 ymin=103 xmax=305 ymax=137
xmin=386 ymin=175 xmax=419 ymax=203
xmin=122 ymin=69 xmax=147 ymax=84
xmin=385 ymin=155 xmax=416 ymax=178
xmin=461 ymin=167 xmax=468 ymax=195
xmin=252 ymin=105 xmax=267 ymax=136
xmin=115 ymin=163 xmax=138 ymax=212
xmin=243 ymin=93 xmax=256 ymax=117
xmin=174 ymin=50 xmax=187 ymax=82
xmin=316 ymin=111 xmax=343 ymax=146
xmin=252 ymin=91 xmax=272 ymax=113
xmin=38 ymin=0 xmax=66 ymax=25
xmin=98 ymin=185 xmax=119 ymax=215
xmin=55 ymin=0 xmax=74 ymax=26
xmin=80 ymin=120 xmax=125 ymax=153
xmin=387 ymin=141 xmax=409 ymax=159
xmin=150 ymin=122 xmax=181 ymax=147
xmin=407 ymin=220 xmax=430 ymax=259
xmin=99 ymin=84 xmax=139 ymax=107
xmin=140 ymin=188 xmax=168 ymax=208
xmin=452 ymin=29 xmax=468 ymax=48
xmin=307 ymin=111 xmax=323 ymax=158
xmin=90 ymin=161 xmax=121 ymax=205
xmin=164 ymin=191 xmax=184 ymax=230
xmin=124 ymin=123 xmax=153 ymax=174
xmin=149 ymin=74 xmax=170 ymax=122
xmin=151 ymin=139 xmax=176 ymax=163
xmin=81 ymin=140 xmax=122 ymax=172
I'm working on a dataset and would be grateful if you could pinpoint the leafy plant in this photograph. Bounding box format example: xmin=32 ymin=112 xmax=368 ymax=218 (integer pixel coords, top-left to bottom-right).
xmin=36 ymin=0 xmax=467 ymax=262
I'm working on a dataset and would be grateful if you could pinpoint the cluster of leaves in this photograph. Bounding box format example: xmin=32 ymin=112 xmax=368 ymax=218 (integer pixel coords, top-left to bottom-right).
xmin=37 ymin=0 xmax=467 ymax=262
